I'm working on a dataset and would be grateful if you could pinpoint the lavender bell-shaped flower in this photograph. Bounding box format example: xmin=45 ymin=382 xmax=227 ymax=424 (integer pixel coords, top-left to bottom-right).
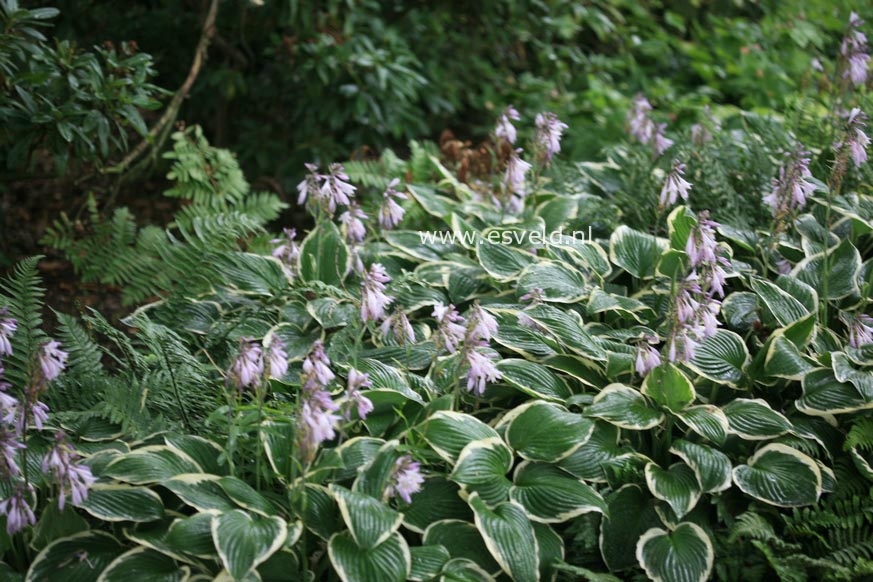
xmin=660 ymin=160 xmax=692 ymax=207
xmin=380 ymin=312 xmax=416 ymax=345
xmin=267 ymin=337 xmax=289 ymax=379
xmin=300 ymin=390 xmax=341 ymax=451
xmin=379 ymin=178 xmax=407 ymax=230
xmin=271 ymin=228 xmax=300 ymax=278
xmin=465 ymin=350 xmax=502 ymax=396
xmin=345 ymin=369 xmax=374 ymax=420
xmin=467 ymin=304 xmax=499 ymax=344
xmin=534 ymin=112 xmax=568 ymax=163
xmin=360 ymin=264 xmax=394 ymax=323
xmin=841 ymin=12 xmax=870 ymax=87
xmin=763 ymin=147 xmax=816 ymax=217
xmin=843 ymin=108 xmax=871 ymax=168
xmin=635 ymin=338 xmax=661 ymax=376
xmin=297 ymin=163 xmax=321 ymax=205
xmin=320 ymin=163 xmax=357 ymax=215
xmin=230 ymin=337 xmax=264 ymax=390
xmin=495 ymin=105 xmax=521 ymax=144
xmin=433 ymin=303 xmax=466 ymax=354
xmin=302 ymin=340 xmax=335 ymax=388
xmin=846 ymin=314 xmax=873 ymax=348
xmin=387 ymin=455 xmax=424 ymax=503
xmin=0 ymin=487 xmax=35 ymax=535
xmin=42 ymin=433 xmax=96 ymax=510
xmin=339 ymin=203 xmax=368 ymax=244
xmin=0 ymin=309 xmax=16 ymax=356
xmin=38 ymin=340 xmax=68 ymax=383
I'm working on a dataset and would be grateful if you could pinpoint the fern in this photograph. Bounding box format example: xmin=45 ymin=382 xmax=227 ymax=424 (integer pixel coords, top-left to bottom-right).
xmin=0 ymin=256 xmax=47 ymax=390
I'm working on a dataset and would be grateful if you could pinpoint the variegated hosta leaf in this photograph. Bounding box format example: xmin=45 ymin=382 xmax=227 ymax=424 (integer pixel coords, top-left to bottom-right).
xmin=722 ymin=398 xmax=793 ymax=440
xmin=402 ymin=478 xmax=472 ymax=533
xmin=636 ymin=523 xmax=714 ymax=582
xmin=764 ymin=333 xmax=817 ymax=380
xmin=352 ymin=440 xmax=403 ymax=500
xmin=468 ymin=493 xmax=540 ymax=582
xmin=687 ymin=329 xmax=750 ymax=386
xmin=599 ymin=484 xmax=662 ymax=571
xmin=669 ymin=440 xmax=732 ymax=493
xmin=104 ymin=445 xmax=202 ymax=484
xmin=532 ymin=522 xmax=565 ymax=582
xmin=558 ymin=421 xmax=625 ymax=482
xmin=211 ymin=510 xmax=287 ymax=581
xmin=750 ymin=277 xmax=810 ymax=327
xmin=450 ymin=438 xmax=513 ymax=505
xmin=495 ymin=359 xmax=571 ymax=402
xmin=298 ymin=221 xmax=350 ymax=286
xmin=641 ymin=364 xmax=695 ymax=411
xmin=667 ymin=205 xmax=697 ymax=251
xmin=520 ymin=304 xmax=607 ymax=361
xmin=732 ymin=443 xmax=822 ymax=507
xmin=163 ymin=474 xmax=236 ymax=512
xmin=792 ymin=238 xmax=862 ymax=300
xmin=832 ymin=352 xmax=873 ymax=399
xmin=504 ymin=401 xmax=594 ymax=462
xmin=418 ymin=411 xmax=500 ymax=464
xmin=476 ymin=239 xmax=537 ymax=281
xmin=584 ymin=384 xmax=665 ymax=430
xmin=721 ymin=291 xmax=760 ymax=331
xmin=75 ymin=484 xmax=164 ymax=523
xmin=438 ymin=558 xmax=496 ymax=582
xmin=27 ymin=531 xmax=124 ymax=582
xmin=163 ymin=434 xmax=225 ymax=475
xmin=586 ymin=288 xmax=655 ymax=323
xmin=410 ymin=545 xmax=452 ymax=582
xmin=644 ymin=462 xmax=701 ymax=519
xmin=422 ymin=520 xmax=501 ymax=575
xmin=796 ymin=368 xmax=872 ymax=415
xmin=517 ymin=261 xmax=590 ymax=303
xmin=609 ymin=225 xmax=668 ymax=279
xmin=329 ymin=485 xmax=404 ymax=549
xmin=673 ymin=405 xmax=729 ymax=445
xmin=509 ymin=462 xmax=607 ymax=523
xmin=97 ymin=547 xmax=190 ymax=582
xmin=328 ymin=531 xmax=411 ymax=582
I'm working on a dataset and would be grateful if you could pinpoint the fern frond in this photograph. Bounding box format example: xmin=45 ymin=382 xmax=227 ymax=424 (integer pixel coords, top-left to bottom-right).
xmin=0 ymin=256 xmax=46 ymax=389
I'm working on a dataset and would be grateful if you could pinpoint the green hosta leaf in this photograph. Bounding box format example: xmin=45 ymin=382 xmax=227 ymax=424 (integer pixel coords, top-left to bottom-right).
xmin=450 ymin=438 xmax=513 ymax=505
xmin=732 ymin=444 xmax=822 ymax=507
xmin=723 ymin=398 xmax=793 ymax=440
xmin=687 ymin=330 xmax=750 ymax=386
xmin=832 ymin=352 xmax=873 ymax=398
xmin=261 ymin=419 xmax=295 ymax=478
xmin=669 ymin=440 xmax=731 ymax=493
xmin=532 ymin=522 xmax=564 ymax=582
xmin=104 ymin=446 xmax=201 ymax=484
xmin=667 ymin=205 xmax=697 ymax=251
xmin=75 ymin=484 xmax=163 ymax=523
xmin=164 ymin=512 xmax=217 ymax=559
xmin=352 ymin=440 xmax=402 ymax=500
xmin=298 ymin=221 xmax=350 ymax=286
xmin=517 ymin=261 xmax=589 ymax=303
xmin=558 ymin=421 xmax=626 ymax=482
xmin=329 ymin=485 xmax=403 ymax=550
xmin=586 ymin=288 xmax=655 ymax=323
xmin=750 ymin=277 xmax=809 ymax=327
xmin=476 ymin=240 xmax=536 ymax=281
xmin=521 ymin=305 xmax=606 ymax=361
xmin=468 ymin=493 xmax=540 ymax=582
xmin=328 ymin=531 xmax=411 ymax=582
xmin=495 ymin=359 xmax=571 ymax=402
xmin=423 ymin=520 xmax=500 ymax=574
xmin=493 ymin=323 xmax=558 ymax=360
xmin=419 ymin=411 xmax=499 ymax=464
xmin=218 ymin=477 xmax=280 ymax=517
xmin=536 ymin=196 xmax=579 ymax=232
xmin=764 ymin=334 xmax=817 ymax=380
xmin=297 ymin=484 xmax=342 ymax=541
xmin=504 ymin=401 xmax=594 ymax=462
xmin=641 ymin=364 xmax=695 ymax=411
xmin=599 ymin=485 xmax=662 ymax=571
xmin=644 ymin=463 xmax=701 ymax=519
xmin=721 ymin=292 xmax=760 ymax=331
xmin=30 ymin=503 xmax=89 ymax=551
xmin=673 ymin=405 xmax=729 ymax=445
xmin=410 ymin=545 xmax=452 ymax=582
xmin=636 ymin=523 xmax=714 ymax=582
xmin=27 ymin=531 xmax=124 ymax=582
xmin=97 ymin=548 xmax=189 ymax=582
xmin=510 ymin=462 xmax=607 ymax=523
xmin=609 ymin=225 xmax=668 ymax=279
xmin=438 ymin=558 xmax=496 ymax=581
xmin=796 ymin=368 xmax=872 ymax=415
xmin=212 ymin=510 xmax=287 ymax=580
xmin=402 ymin=478 xmax=472 ymax=533
xmin=585 ymin=384 xmax=665 ymax=430
xmin=792 ymin=239 xmax=862 ymax=299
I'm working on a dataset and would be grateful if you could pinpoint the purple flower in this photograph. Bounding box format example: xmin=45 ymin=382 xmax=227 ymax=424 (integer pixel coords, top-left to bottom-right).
xmin=535 ymin=112 xmax=568 ymax=162
xmin=763 ymin=147 xmax=816 ymax=217
xmin=42 ymin=433 xmax=96 ymax=510
xmin=0 ymin=427 xmax=24 ymax=478
xmin=433 ymin=303 xmax=466 ymax=354
xmin=842 ymin=108 xmax=870 ymax=168
xmin=230 ymin=337 xmax=264 ymax=390
xmin=685 ymin=216 xmax=720 ymax=268
xmin=297 ymin=163 xmax=321 ymax=205
xmin=38 ymin=340 xmax=67 ymax=383
xmin=300 ymin=389 xmax=341 ymax=452
xmin=847 ymin=314 xmax=873 ymax=348
xmin=628 ymin=94 xmax=655 ymax=143
xmin=495 ymin=105 xmax=521 ymax=144
xmin=321 ymin=163 xmax=356 ymax=214
xmin=0 ymin=310 xmax=16 ymax=356
xmin=652 ymin=123 xmax=674 ymax=157
xmin=0 ymin=487 xmax=35 ymax=535
xmin=345 ymin=369 xmax=374 ymax=420
xmin=387 ymin=455 xmax=424 ymax=503
xmin=467 ymin=304 xmax=499 ymax=344
xmin=660 ymin=161 xmax=692 ymax=207
xmin=268 ymin=337 xmax=289 ymax=379
xmin=635 ymin=339 xmax=661 ymax=376
xmin=841 ymin=12 xmax=869 ymax=87
xmin=302 ymin=340 xmax=334 ymax=388
xmin=776 ymin=258 xmax=792 ymax=275
xmin=27 ymin=400 xmax=49 ymax=431
xmin=465 ymin=350 xmax=502 ymax=396
xmin=379 ymin=178 xmax=407 ymax=230
xmin=339 ymin=203 xmax=368 ymax=244
xmin=520 ymin=288 xmax=545 ymax=304
xmin=380 ymin=312 xmax=416 ymax=345
xmin=271 ymin=228 xmax=300 ymax=277
xmin=503 ymin=148 xmax=532 ymax=207
xmin=361 ymin=264 xmax=394 ymax=323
